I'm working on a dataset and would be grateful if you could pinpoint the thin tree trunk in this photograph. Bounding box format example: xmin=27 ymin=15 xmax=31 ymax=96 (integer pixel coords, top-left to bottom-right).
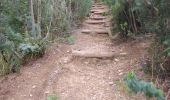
xmin=37 ymin=0 xmax=42 ymax=38
xmin=30 ymin=0 xmax=36 ymax=36
xmin=131 ymin=8 xmax=138 ymax=33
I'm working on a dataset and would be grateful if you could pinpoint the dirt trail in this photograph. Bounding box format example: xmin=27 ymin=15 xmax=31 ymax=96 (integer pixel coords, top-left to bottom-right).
xmin=0 ymin=2 xmax=150 ymax=100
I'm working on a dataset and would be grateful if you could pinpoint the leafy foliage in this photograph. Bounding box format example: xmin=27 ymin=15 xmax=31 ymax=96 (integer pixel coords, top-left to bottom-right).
xmin=103 ymin=0 xmax=170 ymax=78
xmin=19 ymin=43 xmax=42 ymax=56
xmin=124 ymin=72 xmax=165 ymax=100
xmin=0 ymin=0 xmax=91 ymax=75
xmin=69 ymin=0 xmax=92 ymax=21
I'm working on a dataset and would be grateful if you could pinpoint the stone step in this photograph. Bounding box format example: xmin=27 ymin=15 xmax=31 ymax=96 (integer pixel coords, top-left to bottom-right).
xmin=89 ymin=15 xmax=106 ymax=20
xmin=93 ymin=11 xmax=106 ymax=15
xmin=85 ymin=20 xmax=106 ymax=24
xmin=81 ymin=29 xmax=108 ymax=34
xmin=92 ymin=4 xmax=103 ymax=7
xmin=90 ymin=9 xmax=100 ymax=13
xmin=95 ymin=3 xmax=104 ymax=5
xmin=72 ymin=50 xmax=115 ymax=58
xmin=90 ymin=9 xmax=105 ymax=11
xmin=90 ymin=10 xmax=107 ymax=15
xmin=92 ymin=5 xmax=104 ymax=7
xmin=91 ymin=7 xmax=106 ymax=9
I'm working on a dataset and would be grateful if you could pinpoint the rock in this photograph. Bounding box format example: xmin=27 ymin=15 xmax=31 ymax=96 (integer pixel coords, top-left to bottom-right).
xmin=90 ymin=10 xmax=99 ymax=13
xmin=81 ymin=29 xmax=108 ymax=34
xmin=119 ymin=52 xmax=127 ymax=56
xmin=32 ymin=85 xmax=36 ymax=89
xmin=72 ymin=50 xmax=115 ymax=58
xmin=54 ymin=70 xmax=59 ymax=74
xmin=92 ymin=7 xmax=105 ymax=9
xmin=30 ymin=94 xmax=33 ymax=97
xmin=89 ymin=16 xmax=106 ymax=20
xmin=60 ymin=56 xmax=73 ymax=64
xmin=93 ymin=11 xmax=106 ymax=15
xmin=45 ymin=91 xmax=50 ymax=94
xmin=85 ymin=20 xmax=106 ymax=24
xmin=119 ymin=72 xmax=123 ymax=76
xmin=81 ymin=29 xmax=91 ymax=34
xmin=84 ymin=61 xmax=89 ymax=65
xmin=114 ymin=59 xmax=119 ymax=62
xmin=67 ymin=50 xmax=70 ymax=53
xmin=108 ymin=82 xmax=114 ymax=85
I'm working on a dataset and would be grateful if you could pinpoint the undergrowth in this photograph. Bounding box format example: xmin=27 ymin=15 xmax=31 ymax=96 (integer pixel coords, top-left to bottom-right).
xmin=124 ymin=72 xmax=165 ymax=100
xmin=0 ymin=0 xmax=92 ymax=75
xmin=103 ymin=0 xmax=170 ymax=93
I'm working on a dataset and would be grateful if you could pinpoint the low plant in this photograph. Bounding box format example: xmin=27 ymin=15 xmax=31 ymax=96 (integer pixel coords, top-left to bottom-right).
xmin=47 ymin=95 xmax=58 ymax=100
xmin=124 ymin=72 xmax=165 ymax=100
xmin=66 ymin=35 xmax=75 ymax=45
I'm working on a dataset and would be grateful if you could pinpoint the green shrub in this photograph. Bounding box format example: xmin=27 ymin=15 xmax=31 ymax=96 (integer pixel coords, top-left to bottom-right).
xmin=0 ymin=0 xmax=92 ymax=75
xmin=103 ymin=0 xmax=170 ymax=78
xmin=124 ymin=72 xmax=165 ymax=100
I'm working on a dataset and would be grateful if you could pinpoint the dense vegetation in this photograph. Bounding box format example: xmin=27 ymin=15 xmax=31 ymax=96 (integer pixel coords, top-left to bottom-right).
xmin=103 ymin=0 xmax=170 ymax=79
xmin=0 ymin=0 xmax=92 ymax=75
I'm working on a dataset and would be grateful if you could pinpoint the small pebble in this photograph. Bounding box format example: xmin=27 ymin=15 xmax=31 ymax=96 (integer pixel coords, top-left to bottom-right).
xmin=120 ymin=52 xmax=127 ymax=55
xmin=108 ymin=82 xmax=114 ymax=85
xmin=45 ymin=91 xmax=50 ymax=94
xmin=118 ymin=70 xmax=122 ymax=72
xmin=30 ymin=94 xmax=33 ymax=97
xmin=84 ymin=61 xmax=89 ymax=64
xmin=119 ymin=72 xmax=123 ymax=76
xmin=32 ymin=85 xmax=36 ymax=89
xmin=114 ymin=59 xmax=119 ymax=62
xmin=54 ymin=70 xmax=58 ymax=74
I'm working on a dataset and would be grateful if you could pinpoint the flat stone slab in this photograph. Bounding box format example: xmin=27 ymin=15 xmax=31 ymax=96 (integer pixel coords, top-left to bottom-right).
xmin=81 ymin=29 xmax=108 ymax=34
xmin=72 ymin=50 xmax=115 ymax=58
xmin=93 ymin=11 xmax=106 ymax=15
xmin=90 ymin=9 xmax=99 ymax=13
xmin=92 ymin=7 xmax=105 ymax=9
xmin=96 ymin=3 xmax=104 ymax=5
xmin=89 ymin=16 xmax=106 ymax=20
xmin=81 ymin=29 xmax=91 ymax=34
xmin=90 ymin=9 xmax=106 ymax=13
xmin=85 ymin=20 xmax=106 ymax=24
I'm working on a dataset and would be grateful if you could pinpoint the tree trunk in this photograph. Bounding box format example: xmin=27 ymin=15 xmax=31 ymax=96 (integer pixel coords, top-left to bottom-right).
xmin=30 ymin=0 xmax=36 ymax=36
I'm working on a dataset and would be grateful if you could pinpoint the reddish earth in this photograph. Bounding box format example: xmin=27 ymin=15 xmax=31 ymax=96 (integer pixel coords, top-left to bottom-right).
xmin=0 ymin=2 xmax=152 ymax=100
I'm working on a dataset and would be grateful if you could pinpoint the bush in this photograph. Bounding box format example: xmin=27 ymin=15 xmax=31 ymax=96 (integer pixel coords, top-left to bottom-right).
xmin=0 ymin=0 xmax=92 ymax=75
xmin=124 ymin=72 xmax=165 ymax=100
xmin=103 ymin=0 xmax=170 ymax=78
